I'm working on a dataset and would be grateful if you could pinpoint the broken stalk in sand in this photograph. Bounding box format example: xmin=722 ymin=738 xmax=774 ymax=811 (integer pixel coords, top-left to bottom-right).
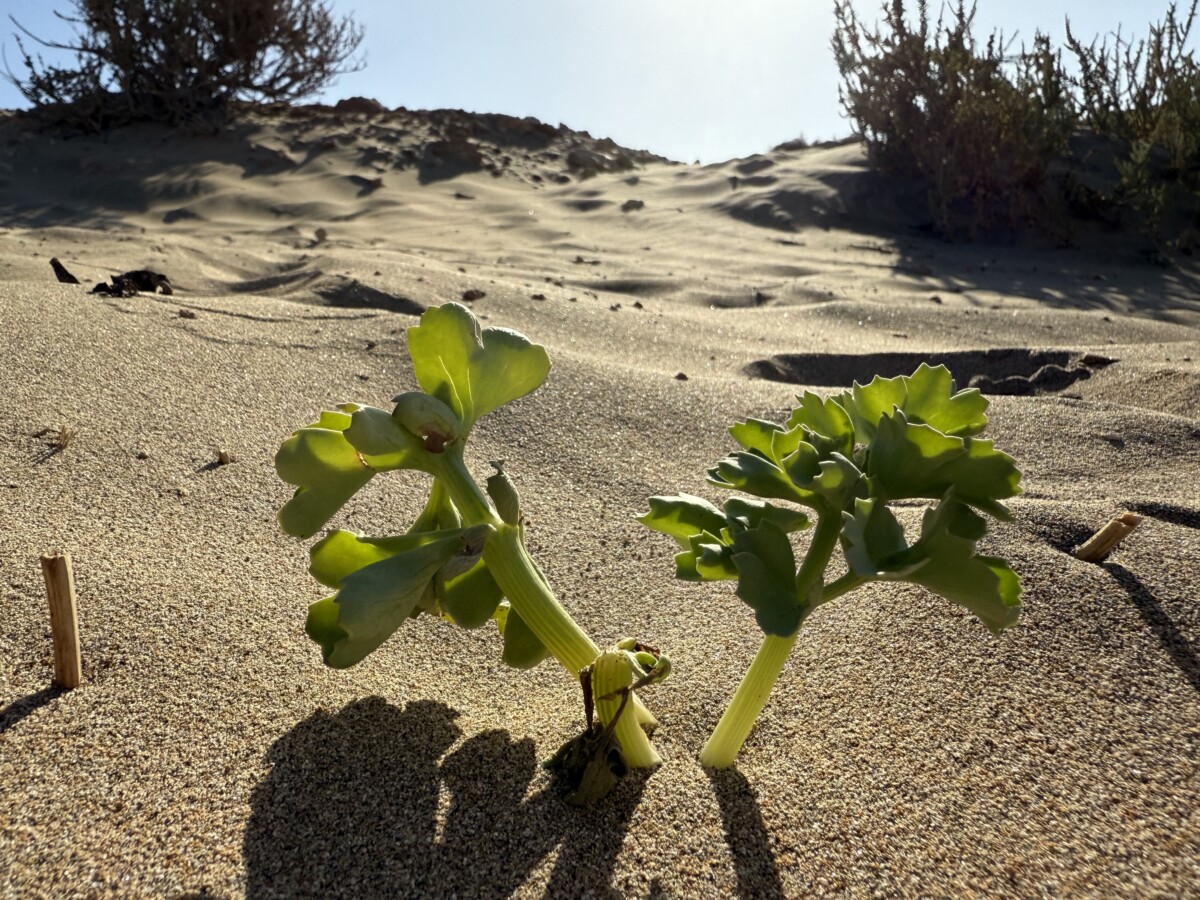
xmin=40 ymin=552 xmax=83 ymax=689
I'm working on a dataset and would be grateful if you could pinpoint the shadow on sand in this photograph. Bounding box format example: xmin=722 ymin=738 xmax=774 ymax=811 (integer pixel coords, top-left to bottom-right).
xmin=0 ymin=686 xmax=63 ymax=735
xmin=709 ymin=768 xmax=785 ymax=899
xmin=1106 ymin=562 xmax=1200 ymax=699
xmin=244 ymin=696 xmax=646 ymax=899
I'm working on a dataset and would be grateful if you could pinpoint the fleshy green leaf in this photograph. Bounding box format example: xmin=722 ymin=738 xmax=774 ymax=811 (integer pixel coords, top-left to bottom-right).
xmin=638 ymin=494 xmax=727 ymax=549
xmin=841 ymin=373 xmax=908 ymax=442
xmin=840 ymin=498 xmax=921 ymax=578
xmin=786 ymin=391 xmax=855 ymax=456
xmin=691 ymin=532 xmax=739 ymax=581
xmin=276 ymin=405 xmax=427 ymax=539
xmin=306 ymin=528 xmax=484 ymax=668
xmin=906 ymin=543 xmax=1022 ymax=635
xmin=898 ymin=364 xmax=990 ymax=437
xmin=838 ymin=364 xmax=989 ymax=443
xmin=344 ymin=406 xmax=427 ymax=462
xmin=709 ymin=452 xmax=813 ymax=505
xmin=495 ymin=603 xmax=550 ymax=669
xmin=840 ymin=496 xmax=1021 ymax=635
xmin=868 ymin=411 xmax=1021 ymax=516
xmin=309 ymin=530 xmax=454 ymax=588
xmin=779 ymin=440 xmax=822 ymax=487
xmin=441 ymin=561 xmax=505 ymax=628
xmin=305 ymin=596 xmax=347 ymax=657
xmin=729 ymin=418 xmax=785 ymax=458
xmin=407 ymin=302 xmax=551 ymax=432
xmin=730 ymin=522 xmax=804 ymax=636
xmin=722 ymin=497 xmax=811 ymax=534
xmin=811 ymin=454 xmax=864 ymax=502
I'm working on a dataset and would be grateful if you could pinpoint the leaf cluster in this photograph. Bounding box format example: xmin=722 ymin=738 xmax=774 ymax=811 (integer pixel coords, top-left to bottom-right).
xmin=6 ymin=0 xmax=364 ymax=129
xmin=274 ymin=303 xmax=553 ymax=669
xmin=641 ymin=364 xmax=1022 ymax=639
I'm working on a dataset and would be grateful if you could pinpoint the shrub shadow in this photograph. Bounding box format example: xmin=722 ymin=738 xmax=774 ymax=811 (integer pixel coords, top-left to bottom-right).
xmin=709 ymin=768 xmax=785 ymax=899
xmin=244 ymin=696 xmax=645 ymax=899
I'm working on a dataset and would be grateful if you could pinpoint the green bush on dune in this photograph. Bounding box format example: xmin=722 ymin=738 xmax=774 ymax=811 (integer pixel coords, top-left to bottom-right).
xmin=833 ymin=0 xmax=1200 ymax=248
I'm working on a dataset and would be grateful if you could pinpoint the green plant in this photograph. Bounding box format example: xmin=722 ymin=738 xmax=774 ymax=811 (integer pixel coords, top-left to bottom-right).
xmin=640 ymin=365 xmax=1022 ymax=768
xmin=275 ymin=303 xmax=665 ymax=788
xmin=832 ymin=0 xmax=1200 ymax=248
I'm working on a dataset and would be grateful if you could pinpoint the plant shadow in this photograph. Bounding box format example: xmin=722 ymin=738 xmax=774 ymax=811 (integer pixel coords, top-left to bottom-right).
xmin=709 ymin=768 xmax=785 ymax=899
xmin=244 ymin=696 xmax=645 ymax=899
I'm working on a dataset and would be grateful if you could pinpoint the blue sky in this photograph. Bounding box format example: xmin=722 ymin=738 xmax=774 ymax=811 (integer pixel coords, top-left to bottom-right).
xmin=0 ymin=1 xmax=1176 ymax=162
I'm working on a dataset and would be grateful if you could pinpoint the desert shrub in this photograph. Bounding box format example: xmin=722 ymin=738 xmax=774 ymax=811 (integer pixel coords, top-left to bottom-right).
xmin=832 ymin=0 xmax=1074 ymax=236
xmin=7 ymin=0 xmax=364 ymax=128
xmin=1065 ymin=2 xmax=1200 ymax=243
xmin=833 ymin=0 xmax=1200 ymax=249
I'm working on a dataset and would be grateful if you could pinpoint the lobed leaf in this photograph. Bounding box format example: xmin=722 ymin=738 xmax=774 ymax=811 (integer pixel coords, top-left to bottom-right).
xmin=786 ymin=391 xmax=856 ymax=456
xmin=276 ymin=405 xmax=426 ymax=539
xmin=407 ymin=302 xmax=551 ymax=433
xmin=638 ymin=494 xmax=727 ymax=549
xmin=839 ymin=364 xmax=989 ymax=443
xmin=309 ymin=529 xmax=452 ymax=588
xmin=730 ymin=522 xmax=805 ymax=636
xmin=841 ymin=495 xmax=1021 ymax=635
xmin=494 ymin=603 xmax=550 ymax=669
xmin=722 ymin=497 xmax=811 ymax=534
xmin=867 ymin=411 xmax=1021 ymax=517
xmin=729 ymin=418 xmax=785 ymax=458
xmin=305 ymin=527 xmax=492 ymax=668
xmin=709 ymin=452 xmax=814 ymax=506
xmin=688 ymin=531 xmax=739 ymax=581
xmin=440 ymin=561 xmax=505 ymax=628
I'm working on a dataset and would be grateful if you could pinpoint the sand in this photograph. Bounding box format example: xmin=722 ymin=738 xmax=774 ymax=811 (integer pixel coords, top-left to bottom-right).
xmin=1 ymin=104 xmax=1198 ymax=898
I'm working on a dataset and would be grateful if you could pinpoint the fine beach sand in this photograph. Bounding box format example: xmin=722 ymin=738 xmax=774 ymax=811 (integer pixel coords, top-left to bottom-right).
xmin=2 ymin=104 xmax=1198 ymax=898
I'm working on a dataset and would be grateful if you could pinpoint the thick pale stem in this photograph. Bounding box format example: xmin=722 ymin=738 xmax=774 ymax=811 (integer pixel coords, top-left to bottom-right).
xmin=484 ymin=525 xmax=602 ymax=674
xmin=700 ymin=631 xmax=799 ymax=768
xmin=701 ymin=512 xmax=843 ymax=768
xmin=593 ymin=651 xmax=661 ymax=768
xmin=432 ymin=450 xmax=660 ymax=751
xmin=430 ymin=449 xmax=602 ymax=671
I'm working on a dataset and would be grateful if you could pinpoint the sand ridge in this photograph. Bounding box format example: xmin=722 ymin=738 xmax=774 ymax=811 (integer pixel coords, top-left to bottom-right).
xmin=1 ymin=106 xmax=1199 ymax=897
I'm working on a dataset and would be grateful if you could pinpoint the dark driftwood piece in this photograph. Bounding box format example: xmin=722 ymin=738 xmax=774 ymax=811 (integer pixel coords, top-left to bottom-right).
xmin=50 ymin=258 xmax=81 ymax=284
xmin=92 ymin=270 xmax=174 ymax=296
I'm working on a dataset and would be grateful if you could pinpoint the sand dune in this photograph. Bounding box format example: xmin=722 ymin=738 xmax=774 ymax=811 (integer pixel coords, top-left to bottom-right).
xmin=2 ymin=105 xmax=1198 ymax=897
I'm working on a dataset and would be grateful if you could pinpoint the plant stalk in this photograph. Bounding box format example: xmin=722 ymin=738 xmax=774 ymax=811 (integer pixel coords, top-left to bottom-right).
xmin=432 ymin=449 xmax=602 ymax=671
xmin=432 ymin=448 xmax=660 ymax=752
xmin=700 ymin=512 xmax=842 ymax=768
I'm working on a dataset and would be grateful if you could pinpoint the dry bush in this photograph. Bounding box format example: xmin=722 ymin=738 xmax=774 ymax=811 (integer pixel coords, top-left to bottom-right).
xmin=1065 ymin=1 xmax=1200 ymax=244
xmin=832 ymin=0 xmax=1074 ymax=237
xmin=832 ymin=0 xmax=1200 ymax=249
xmin=7 ymin=0 xmax=364 ymax=129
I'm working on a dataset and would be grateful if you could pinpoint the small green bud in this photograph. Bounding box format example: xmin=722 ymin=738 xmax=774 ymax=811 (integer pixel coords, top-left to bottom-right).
xmin=633 ymin=650 xmax=658 ymax=670
xmin=392 ymin=392 xmax=462 ymax=452
xmin=486 ymin=461 xmax=522 ymax=525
